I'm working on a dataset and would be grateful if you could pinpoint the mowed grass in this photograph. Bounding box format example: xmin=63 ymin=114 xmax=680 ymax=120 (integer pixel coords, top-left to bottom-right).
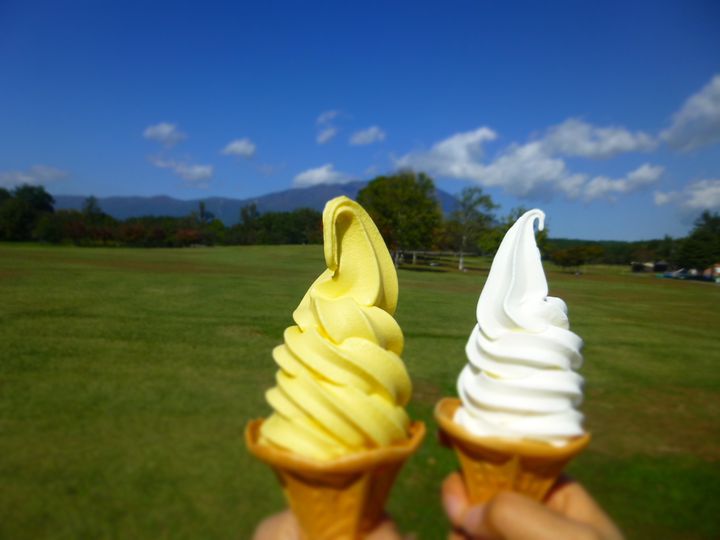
xmin=1 ymin=244 xmax=719 ymax=539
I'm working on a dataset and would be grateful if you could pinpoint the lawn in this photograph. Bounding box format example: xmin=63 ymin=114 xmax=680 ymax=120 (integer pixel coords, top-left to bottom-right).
xmin=1 ymin=244 xmax=719 ymax=539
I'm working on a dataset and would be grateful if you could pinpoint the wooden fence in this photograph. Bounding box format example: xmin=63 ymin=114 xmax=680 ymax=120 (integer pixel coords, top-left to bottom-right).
xmin=395 ymin=250 xmax=484 ymax=272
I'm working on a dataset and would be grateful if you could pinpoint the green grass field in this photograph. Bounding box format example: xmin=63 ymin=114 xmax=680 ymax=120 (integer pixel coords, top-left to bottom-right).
xmin=1 ymin=244 xmax=719 ymax=539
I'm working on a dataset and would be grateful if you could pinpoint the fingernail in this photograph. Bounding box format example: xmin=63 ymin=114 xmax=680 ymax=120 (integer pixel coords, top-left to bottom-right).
xmin=462 ymin=505 xmax=486 ymax=533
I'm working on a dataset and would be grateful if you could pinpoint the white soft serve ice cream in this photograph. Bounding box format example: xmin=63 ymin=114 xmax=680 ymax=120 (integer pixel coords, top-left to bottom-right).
xmin=455 ymin=209 xmax=584 ymax=446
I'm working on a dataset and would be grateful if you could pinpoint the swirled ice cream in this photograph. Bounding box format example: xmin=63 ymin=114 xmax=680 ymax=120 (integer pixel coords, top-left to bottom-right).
xmin=455 ymin=209 xmax=584 ymax=446
xmin=259 ymin=196 xmax=412 ymax=460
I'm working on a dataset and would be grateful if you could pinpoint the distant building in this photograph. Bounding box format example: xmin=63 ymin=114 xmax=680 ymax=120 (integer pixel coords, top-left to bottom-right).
xmin=632 ymin=260 xmax=671 ymax=273
xmin=702 ymin=262 xmax=720 ymax=283
xmin=631 ymin=261 xmax=655 ymax=273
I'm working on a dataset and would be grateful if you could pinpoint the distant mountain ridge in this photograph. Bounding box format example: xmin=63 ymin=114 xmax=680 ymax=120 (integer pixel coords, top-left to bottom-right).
xmin=54 ymin=181 xmax=460 ymax=225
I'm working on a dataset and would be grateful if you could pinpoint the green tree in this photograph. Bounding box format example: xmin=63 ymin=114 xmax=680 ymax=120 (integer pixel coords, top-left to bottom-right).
xmin=678 ymin=211 xmax=720 ymax=270
xmin=195 ymin=201 xmax=215 ymax=225
xmin=229 ymin=203 xmax=262 ymax=244
xmin=550 ymin=247 xmax=588 ymax=272
xmin=286 ymin=208 xmax=322 ymax=244
xmin=203 ymin=218 xmax=226 ymax=245
xmin=82 ymin=196 xmax=103 ymax=220
xmin=240 ymin=202 xmax=260 ymax=226
xmin=477 ymin=226 xmax=505 ymax=256
xmin=0 ymin=184 xmax=55 ymax=240
xmin=13 ymin=184 xmax=54 ymax=213
xmin=34 ymin=210 xmax=87 ymax=243
xmin=503 ymin=206 xmax=528 ymax=226
xmin=583 ymin=245 xmax=605 ymax=263
xmin=447 ymin=186 xmax=498 ymax=269
xmin=357 ymin=171 xmax=443 ymax=261
xmin=183 ymin=201 xmax=218 ymax=245
xmin=0 ymin=198 xmax=35 ymax=240
xmin=254 ymin=208 xmax=322 ymax=245
xmin=656 ymin=235 xmax=678 ymax=265
xmin=78 ymin=196 xmax=117 ymax=244
xmin=34 ymin=212 xmax=65 ymax=243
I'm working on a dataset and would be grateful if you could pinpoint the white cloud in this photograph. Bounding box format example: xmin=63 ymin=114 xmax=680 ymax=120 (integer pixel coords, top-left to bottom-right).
xmin=661 ymin=74 xmax=720 ymax=151
xmin=654 ymin=191 xmax=675 ymax=206
xmin=143 ymin=122 xmax=187 ymax=146
xmin=316 ymin=127 xmax=337 ymax=144
xmin=316 ymin=110 xmax=339 ymax=125
xmin=396 ymin=127 xmax=496 ymax=179
xmin=315 ymin=110 xmax=340 ymax=144
xmin=542 ymin=118 xmax=657 ymax=158
xmin=479 ymin=142 xmax=582 ymax=197
xmin=583 ymin=163 xmax=664 ymax=201
xmin=349 ymin=126 xmax=386 ymax=146
xmin=655 ymin=179 xmax=720 ymax=211
xmin=396 ymin=128 xmax=584 ymax=198
xmin=684 ymin=179 xmax=720 ymax=210
xmin=396 ymin=121 xmax=667 ymax=200
xmin=173 ymin=163 xmax=213 ymax=183
xmin=149 ymin=156 xmax=213 ymax=186
xmin=0 ymin=165 xmax=68 ymax=187
xmin=221 ymin=138 xmax=256 ymax=158
xmin=683 ymin=180 xmax=720 ymax=210
xmin=293 ymin=163 xmax=350 ymax=187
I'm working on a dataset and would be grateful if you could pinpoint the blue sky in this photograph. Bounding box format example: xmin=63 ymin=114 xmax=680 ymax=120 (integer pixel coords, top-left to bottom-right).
xmin=1 ymin=0 xmax=719 ymax=240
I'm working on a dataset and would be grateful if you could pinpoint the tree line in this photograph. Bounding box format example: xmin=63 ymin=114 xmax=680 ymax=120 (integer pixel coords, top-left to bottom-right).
xmin=542 ymin=214 xmax=719 ymax=271
xmin=1 ymin=173 xmax=718 ymax=270
xmin=0 ymin=185 xmax=322 ymax=247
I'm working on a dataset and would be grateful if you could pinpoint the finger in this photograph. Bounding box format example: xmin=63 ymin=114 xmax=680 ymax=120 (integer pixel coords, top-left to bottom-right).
xmin=546 ymin=473 xmax=575 ymax=495
xmin=252 ymin=510 xmax=299 ymax=540
xmin=442 ymin=472 xmax=470 ymax=529
xmin=546 ymin=481 xmax=624 ymax=540
xmin=442 ymin=473 xmax=489 ymax=539
xmin=474 ymin=491 xmax=602 ymax=540
xmin=365 ymin=515 xmax=403 ymax=540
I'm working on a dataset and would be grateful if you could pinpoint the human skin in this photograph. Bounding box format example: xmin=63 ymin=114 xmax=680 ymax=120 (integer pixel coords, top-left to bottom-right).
xmin=251 ymin=475 xmax=623 ymax=540
xmin=252 ymin=511 xmax=404 ymax=540
xmin=442 ymin=473 xmax=624 ymax=540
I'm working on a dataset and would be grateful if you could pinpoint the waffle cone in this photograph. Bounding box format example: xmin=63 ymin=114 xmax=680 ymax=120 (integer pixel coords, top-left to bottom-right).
xmin=435 ymin=398 xmax=590 ymax=504
xmin=246 ymin=419 xmax=425 ymax=540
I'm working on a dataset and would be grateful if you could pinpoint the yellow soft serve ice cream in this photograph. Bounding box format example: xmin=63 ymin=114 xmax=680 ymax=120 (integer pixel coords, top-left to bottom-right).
xmin=259 ymin=196 xmax=412 ymax=460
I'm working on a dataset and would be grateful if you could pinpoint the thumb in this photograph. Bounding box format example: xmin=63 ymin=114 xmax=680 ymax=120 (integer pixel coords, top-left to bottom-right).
xmin=476 ymin=491 xmax=600 ymax=540
xmin=252 ymin=510 xmax=299 ymax=540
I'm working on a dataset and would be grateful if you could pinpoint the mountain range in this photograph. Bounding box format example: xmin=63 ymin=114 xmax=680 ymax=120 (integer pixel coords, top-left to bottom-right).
xmin=54 ymin=181 xmax=460 ymax=225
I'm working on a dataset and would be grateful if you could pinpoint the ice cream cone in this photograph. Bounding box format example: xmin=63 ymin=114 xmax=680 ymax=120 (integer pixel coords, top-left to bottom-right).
xmin=435 ymin=398 xmax=590 ymax=504
xmin=246 ymin=419 xmax=426 ymax=540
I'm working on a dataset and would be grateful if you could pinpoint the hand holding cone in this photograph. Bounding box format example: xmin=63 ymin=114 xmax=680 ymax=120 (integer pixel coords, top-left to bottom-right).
xmin=436 ymin=398 xmax=589 ymax=504
xmin=246 ymin=420 xmax=425 ymax=540
xmin=437 ymin=209 xmax=590 ymax=504
xmin=246 ymin=196 xmax=425 ymax=539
